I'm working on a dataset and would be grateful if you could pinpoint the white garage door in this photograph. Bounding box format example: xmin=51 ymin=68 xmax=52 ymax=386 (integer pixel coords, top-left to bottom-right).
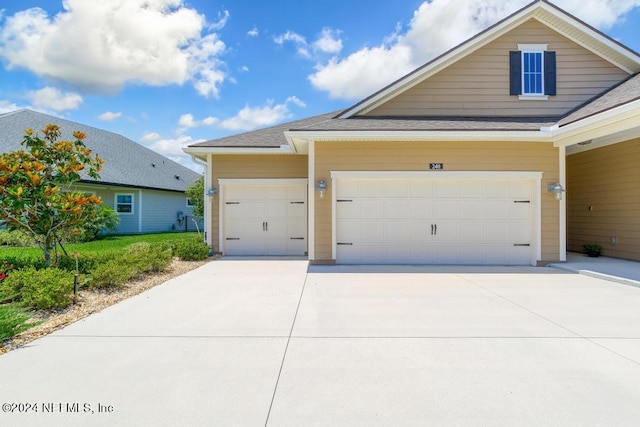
xmin=335 ymin=178 xmax=533 ymax=265
xmin=223 ymin=181 xmax=307 ymax=256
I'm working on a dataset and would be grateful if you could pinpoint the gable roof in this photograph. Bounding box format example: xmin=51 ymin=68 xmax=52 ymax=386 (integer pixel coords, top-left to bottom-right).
xmin=338 ymin=0 xmax=640 ymax=119
xmin=185 ymin=0 xmax=640 ymax=155
xmin=186 ymin=111 xmax=338 ymax=149
xmin=559 ymin=73 xmax=640 ymax=127
xmin=0 ymin=109 xmax=200 ymax=192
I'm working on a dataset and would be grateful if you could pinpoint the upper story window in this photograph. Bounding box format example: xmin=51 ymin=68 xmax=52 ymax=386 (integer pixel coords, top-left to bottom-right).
xmin=510 ymin=44 xmax=556 ymax=100
xmin=115 ymin=193 xmax=134 ymax=215
xmin=523 ymin=51 xmax=544 ymax=95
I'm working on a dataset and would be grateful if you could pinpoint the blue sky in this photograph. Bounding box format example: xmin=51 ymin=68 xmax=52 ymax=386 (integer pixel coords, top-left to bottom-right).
xmin=1 ymin=0 xmax=639 ymax=171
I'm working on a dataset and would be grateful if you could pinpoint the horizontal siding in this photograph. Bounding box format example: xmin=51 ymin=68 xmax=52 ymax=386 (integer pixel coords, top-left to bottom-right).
xmin=140 ymin=189 xmax=199 ymax=233
xmin=314 ymin=141 xmax=560 ymax=262
xmin=209 ymin=155 xmax=308 ymax=252
xmin=567 ymin=139 xmax=640 ymax=261
xmin=368 ymin=19 xmax=629 ymax=117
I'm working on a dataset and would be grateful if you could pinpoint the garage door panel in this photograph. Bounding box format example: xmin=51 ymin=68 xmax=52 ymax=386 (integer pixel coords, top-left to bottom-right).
xmin=359 ymin=181 xmax=381 ymax=198
xmin=457 ymin=221 xmax=484 ymax=242
xmin=458 ymin=200 xmax=484 ymax=219
xmin=384 ymin=181 xmax=409 ymax=198
xmin=228 ymin=186 xmax=264 ymax=200
xmin=359 ymin=201 xmax=383 ymax=219
xmin=459 ymin=181 xmax=484 ymax=198
xmin=409 ymin=180 xmax=434 ymax=197
xmin=226 ymin=202 xmax=264 ymax=218
xmin=336 ymin=180 xmax=359 ymax=198
xmin=335 ymin=177 xmax=534 ymax=265
xmin=509 ymin=202 xmax=531 ymax=220
xmin=509 ymin=181 xmax=532 ymax=198
xmin=384 ymin=221 xmax=413 ymax=241
xmin=435 ymin=200 xmax=459 ymax=219
xmin=485 ymin=201 xmax=511 ymax=220
xmin=385 ymin=200 xmax=411 ymax=219
xmin=223 ymin=182 xmax=307 ymax=256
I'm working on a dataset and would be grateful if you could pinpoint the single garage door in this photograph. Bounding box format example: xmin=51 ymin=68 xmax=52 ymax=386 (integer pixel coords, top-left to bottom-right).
xmin=222 ymin=181 xmax=307 ymax=256
xmin=335 ymin=177 xmax=534 ymax=265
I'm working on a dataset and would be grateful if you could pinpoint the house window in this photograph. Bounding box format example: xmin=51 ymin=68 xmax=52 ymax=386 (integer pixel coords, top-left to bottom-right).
xmin=115 ymin=193 xmax=134 ymax=215
xmin=510 ymin=44 xmax=556 ymax=99
xmin=522 ymin=51 xmax=543 ymax=95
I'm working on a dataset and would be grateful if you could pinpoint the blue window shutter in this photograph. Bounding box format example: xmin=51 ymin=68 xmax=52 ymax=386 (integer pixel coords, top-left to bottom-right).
xmin=544 ymin=51 xmax=556 ymax=96
xmin=510 ymin=51 xmax=522 ymax=95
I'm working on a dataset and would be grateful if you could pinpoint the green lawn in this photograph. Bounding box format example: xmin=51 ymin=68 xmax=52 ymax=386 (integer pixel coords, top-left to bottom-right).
xmin=0 ymin=232 xmax=199 ymax=259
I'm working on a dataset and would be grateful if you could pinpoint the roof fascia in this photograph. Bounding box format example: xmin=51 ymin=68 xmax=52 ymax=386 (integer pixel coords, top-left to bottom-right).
xmin=339 ymin=1 xmax=640 ymax=119
xmin=183 ymin=146 xmax=297 ymax=157
xmin=77 ymin=180 xmax=187 ymax=193
xmin=553 ymin=98 xmax=640 ymax=147
xmin=284 ymin=130 xmax=552 ymax=144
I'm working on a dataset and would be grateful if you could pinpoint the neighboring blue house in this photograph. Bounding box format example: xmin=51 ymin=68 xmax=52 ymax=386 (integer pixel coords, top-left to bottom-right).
xmin=0 ymin=109 xmax=202 ymax=234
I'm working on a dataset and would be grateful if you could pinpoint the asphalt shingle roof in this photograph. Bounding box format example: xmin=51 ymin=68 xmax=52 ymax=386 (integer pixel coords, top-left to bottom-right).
xmin=189 ymin=111 xmax=338 ymax=148
xmin=559 ymin=73 xmax=640 ymax=127
xmin=291 ymin=116 xmax=560 ymax=132
xmin=0 ymin=109 xmax=200 ymax=192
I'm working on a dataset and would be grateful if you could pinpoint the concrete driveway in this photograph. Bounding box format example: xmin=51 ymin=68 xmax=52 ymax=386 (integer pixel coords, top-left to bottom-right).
xmin=2 ymin=260 xmax=640 ymax=426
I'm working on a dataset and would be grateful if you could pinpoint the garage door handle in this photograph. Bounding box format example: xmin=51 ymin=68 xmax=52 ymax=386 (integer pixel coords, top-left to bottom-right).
xmin=226 ymin=238 xmax=240 ymax=241
xmin=290 ymin=201 xmax=305 ymax=204
xmin=434 ymin=224 xmax=437 ymax=235
xmin=226 ymin=202 xmax=240 ymax=205
xmin=337 ymin=199 xmax=353 ymax=203
xmin=337 ymin=242 xmax=353 ymax=245
xmin=514 ymin=200 xmax=531 ymax=204
xmin=513 ymin=243 xmax=530 ymax=247
xmin=290 ymin=237 xmax=305 ymax=240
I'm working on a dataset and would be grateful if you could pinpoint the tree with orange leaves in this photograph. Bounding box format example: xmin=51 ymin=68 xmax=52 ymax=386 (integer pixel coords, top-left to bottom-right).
xmin=0 ymin=125 xmax=105 ymax=265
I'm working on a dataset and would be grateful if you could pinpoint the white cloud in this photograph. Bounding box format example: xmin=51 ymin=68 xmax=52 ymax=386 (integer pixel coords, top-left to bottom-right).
xmin=144 ymin=134 xmax=204 ymax=172
xmin=178 ymin=113 xmax=197 ymax=128
xmin=247 ymin=27 xmax=259 ymax=37
xmin=309 ymin=0 xmax=640 ymax=100
xmin=241 ymin=65 xmax=249 ymax=72
xmin=0 ymin=100 xmax=23 ymax=114
xmin=98 ymin=111 xmax=122 ymax=121
xmin=274 ymin=30 xmax=310 ymax=58
xmin=275 ymin=28 xmax=344 ymax=59
xmin=178 ymin=113 xmax=218 ymax=130
xmin=26 ymin=87 xmax=83 ymax=111
xmin=202 ymin=116 xmax=218 ymax=126
xmin=0 ymin=0 xmax=229 ymax=97
xmin=219 ymin=97 xmax=306 ymax=132
xmin=141 ymin=132 xmax=161 ymax=142
xmin=313 ymin=28 xmax=343 ymax=54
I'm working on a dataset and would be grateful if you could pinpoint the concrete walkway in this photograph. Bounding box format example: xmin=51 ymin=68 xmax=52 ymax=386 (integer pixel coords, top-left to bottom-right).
xmin=549 ymin=252 xmax=640 ymax=287
xmin=1 ymin=260 xmax=640 ymax=426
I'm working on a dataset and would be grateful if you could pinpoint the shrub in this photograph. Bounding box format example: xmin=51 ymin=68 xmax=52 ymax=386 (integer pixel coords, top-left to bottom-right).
xmin=172 ymin=238 xmax=210 ymax=261
xmin=0 ymin=229 xmax=35 ymax=247
xmin=124 ymin=242 xmax=173 ymax=275
xmin=89 ymin=260 xmax=136 ymax=289
xmin=0 ymin=304 xmax=38 ymax=342
xmin=2 ymin=268 xmax=75 ymax=310
xmin=57 ymin=252 xmax=103 ymax=274
xmin=0 ymin=255 xmax=46 ymax=271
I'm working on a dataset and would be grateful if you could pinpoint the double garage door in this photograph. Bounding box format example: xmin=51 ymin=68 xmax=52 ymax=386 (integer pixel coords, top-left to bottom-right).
xmin=222 ymin=180 xmax=307 ymax=256
xmin=335 ymin=176 xmax=536 ymax=265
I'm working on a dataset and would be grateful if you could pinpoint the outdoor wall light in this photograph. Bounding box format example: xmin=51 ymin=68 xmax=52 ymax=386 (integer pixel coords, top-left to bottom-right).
xmin=206 ymin=187 xmax=218 ymax=197
xmin=316 ymin=180 xmax=327 ymax=199
xmin=547 ymin=183 xmax=565 ymax=200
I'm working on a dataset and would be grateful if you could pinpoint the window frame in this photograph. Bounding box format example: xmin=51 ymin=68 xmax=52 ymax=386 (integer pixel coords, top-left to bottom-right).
xmin=517 ymin=44 xmax=549 ymax=101
xmin=115 ymin=193 xmax=134 ymax=215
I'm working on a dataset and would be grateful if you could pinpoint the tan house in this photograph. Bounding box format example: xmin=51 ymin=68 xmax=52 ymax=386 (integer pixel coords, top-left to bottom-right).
xmin=185 ymin=0 xmax=640 ymax=265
